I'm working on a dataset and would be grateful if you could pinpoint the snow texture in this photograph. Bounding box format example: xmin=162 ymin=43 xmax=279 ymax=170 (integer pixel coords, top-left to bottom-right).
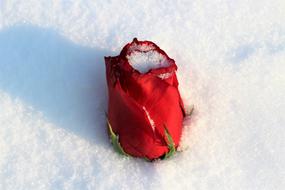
xmin=142 ymin=106 xmax=156 ymax=132
xmin=127 ymin=49 xmax=169 ymax=74
xmin=0 ymin=0 xmax=285 ymax=190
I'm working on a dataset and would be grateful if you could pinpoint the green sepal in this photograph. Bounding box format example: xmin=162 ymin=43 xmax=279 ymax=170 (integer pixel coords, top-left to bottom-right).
xmin=186 ymin=105 xmax=194 ymax=117
xmin=144 ymin=157 xmax=151 ymax=162
xmin=162 ymin=126 xmax=176 ymax=160
xmin=106 ymin=118 xmax=129 ymax=156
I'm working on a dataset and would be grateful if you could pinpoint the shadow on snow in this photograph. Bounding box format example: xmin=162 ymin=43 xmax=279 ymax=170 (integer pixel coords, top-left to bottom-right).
xmin=0 ymin=24 xmax=112 ymax=145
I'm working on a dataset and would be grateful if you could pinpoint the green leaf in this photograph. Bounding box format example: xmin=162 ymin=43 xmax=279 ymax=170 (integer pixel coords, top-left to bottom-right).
xmin=106 ymin=118 xmax=129 ymax=156
xmin=163 ymin=126 xmax=176 ymax=159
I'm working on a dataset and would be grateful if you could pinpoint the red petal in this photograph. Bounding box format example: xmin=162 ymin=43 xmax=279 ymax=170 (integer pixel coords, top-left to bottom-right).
xmin=105 ymin=39 xmax=185 ymax=160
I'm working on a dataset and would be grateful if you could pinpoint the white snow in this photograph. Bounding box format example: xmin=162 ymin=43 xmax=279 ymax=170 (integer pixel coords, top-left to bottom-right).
xmin=0 ymin=0 xmax=285 ymax=190
xmin=142 ymin=106 xmax=156 ymax=132
xmin=128 ymin=43 xmax=156 ymax=52
xmin=127 ymin=48 xmax=169 ymax=74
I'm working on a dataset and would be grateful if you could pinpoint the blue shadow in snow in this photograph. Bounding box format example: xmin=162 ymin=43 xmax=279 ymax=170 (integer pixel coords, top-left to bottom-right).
xmin=0 ymin=25 xmax=113 ymax=144
xmin=231 ymin=44 xmax=255 ymax=63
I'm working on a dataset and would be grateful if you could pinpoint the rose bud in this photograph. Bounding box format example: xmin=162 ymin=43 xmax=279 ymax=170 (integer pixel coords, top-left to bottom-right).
xmin=105 ymin=38 xmax=185 ymax=161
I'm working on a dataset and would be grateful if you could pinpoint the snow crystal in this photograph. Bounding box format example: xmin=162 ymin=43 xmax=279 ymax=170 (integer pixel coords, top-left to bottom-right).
xmin=157 ymin=72 xmax=173 ymax=79
xmin=127 ymin=49 xmax=170 ymax=74
xmin=0 ymin=0 xmax=285 ymax=190
xmin=128 ymin=43 xmax=156 ymax=52
xmin=142 ymin=106 xmax=156 ymax=132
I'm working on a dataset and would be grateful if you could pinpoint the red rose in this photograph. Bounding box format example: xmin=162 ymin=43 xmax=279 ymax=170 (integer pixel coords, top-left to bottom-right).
xmin=105 ymin=38 xmax=185 ymax=160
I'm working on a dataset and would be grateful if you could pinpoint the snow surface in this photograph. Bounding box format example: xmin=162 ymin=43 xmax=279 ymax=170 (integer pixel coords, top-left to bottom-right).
xmin=0 ymin=0 xmax=285 ymax=190
xmin=127 ymin=49 xmax=169 ymax=74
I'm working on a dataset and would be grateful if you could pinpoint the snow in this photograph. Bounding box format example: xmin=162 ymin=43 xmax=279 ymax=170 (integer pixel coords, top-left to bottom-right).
xmin=0 ymin=0 xmax=285 ymax=190
xmin=142 ymin=106 xmax=156 ymax=132
xmin=128 ymin=43 xmax=156 ymax=53
xmin=127 ymin=48 xmax=169 ymax=74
